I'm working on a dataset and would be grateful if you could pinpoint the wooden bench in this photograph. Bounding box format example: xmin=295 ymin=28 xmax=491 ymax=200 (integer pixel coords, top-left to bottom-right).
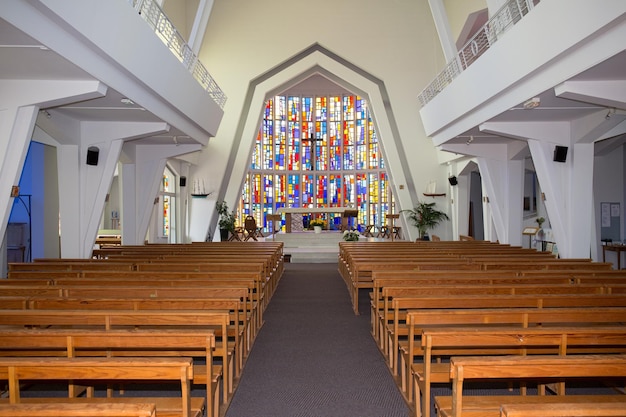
xmin=400 ymin=306 xmax=626 ymax=405
xmin=413 ymin=326 xmax=626 ymax=417
xmin=0 ymin=285 xmax=254 ymax=368
xmin=435 ymin=354 xmax=626 ymax=417
xmin=386 ymin=294 xmax=626 ymax=375
xmin=4 ymin=273 xmax=265 ymax=331
xmin=0 ymin=328 xmax=220 ymax=417
xmin=0 ymin=357 xmax=204 ymax=417
xmin=0 ymin=402 xmax=157 ymax=417
xmin=0 ymin=309 xmax=233 ymax=405
xmin=499 ymin=402 xmax=626 ymax=417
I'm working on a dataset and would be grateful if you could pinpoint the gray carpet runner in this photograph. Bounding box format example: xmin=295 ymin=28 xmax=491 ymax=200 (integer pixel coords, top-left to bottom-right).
xmin=224 ymin=262 xmax=409 ymax=417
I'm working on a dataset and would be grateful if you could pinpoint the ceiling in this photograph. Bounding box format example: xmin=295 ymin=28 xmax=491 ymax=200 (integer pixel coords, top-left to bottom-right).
xmin=2 ymin=14 xmax=625 ymax=155
xmin=0 ymin=17 xmax=193 ymax=146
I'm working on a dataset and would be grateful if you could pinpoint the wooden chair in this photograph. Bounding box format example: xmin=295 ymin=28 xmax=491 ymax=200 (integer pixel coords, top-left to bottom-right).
xmin=244 ymin=216 xmax=259 ymax=241
xmin=228 ymin=227 xmax=245 ymax=241
xmin=364 ymin=225 xmax=375 ymax=237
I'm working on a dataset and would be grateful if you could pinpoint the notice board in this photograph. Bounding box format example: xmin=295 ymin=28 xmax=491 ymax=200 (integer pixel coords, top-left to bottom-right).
xmin=600 ymin=202 xmax=620 ymax=242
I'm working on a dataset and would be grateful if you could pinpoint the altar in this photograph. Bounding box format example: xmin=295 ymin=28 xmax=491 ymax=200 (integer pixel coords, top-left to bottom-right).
xmin=277 ymin=207 xmax=355 ymax=233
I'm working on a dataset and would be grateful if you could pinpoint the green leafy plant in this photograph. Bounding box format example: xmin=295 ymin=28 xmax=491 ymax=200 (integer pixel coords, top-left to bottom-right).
xmin=402 ymin=200 xmax=449 ymax=240
xmin=536 ymin=217 xmax=545 ymax=227
xmin=216 ymin=200 xmax=236 ymax=233
xmin=343 ymin=230 xmax=360 ymax=241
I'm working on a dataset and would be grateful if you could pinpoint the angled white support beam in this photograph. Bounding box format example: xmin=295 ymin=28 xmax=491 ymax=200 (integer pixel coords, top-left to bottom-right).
xmin=189 ymin=0 xmax=214 ymax=55
xmin=480 ymin=120 xmax=571 ymax=146
xmin=1 ymin=79 xmax=107 ymax=265
xmin=439 ymin=142 xmax=510 ymax=160
xmin=475 ymin=157 xmax=524 ymax=245
xmin=427 ymin=0 xmax=457 ymax=62
xmin=556 ymin=80 xmax=626 ymax=110
xmin=0 ymin=80 xmax=107 ymax=109
xmin=121 ymin=144 xmax=202 ymax=245
xmin=57 ymin=121 xmax=174 ymax=258
xmin=0 ymin=106 xmax=38 ymax=255
xmin=571 ymin=110 xmax=626 ymax=144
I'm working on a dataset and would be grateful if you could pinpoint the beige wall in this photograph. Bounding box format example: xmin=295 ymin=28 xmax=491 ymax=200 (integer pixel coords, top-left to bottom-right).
xmin=444 ymin=0 xmax=486 ymax=42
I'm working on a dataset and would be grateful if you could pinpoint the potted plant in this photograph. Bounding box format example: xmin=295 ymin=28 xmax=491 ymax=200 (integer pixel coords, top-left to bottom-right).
xmin=216 ymin=200 xmax=236 ymax=241
xmin=343 ymin=230 xmax=360 ymax=241
xmin=536 ymin=217 xmax=545 ymax=228
xmin=402 ymin=200 xmax=449 ymax=240
xmin=309 ymin=218 xmax=326 ymax=233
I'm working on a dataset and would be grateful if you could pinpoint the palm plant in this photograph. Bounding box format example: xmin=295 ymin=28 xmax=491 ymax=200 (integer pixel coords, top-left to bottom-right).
xmin=402 ymin=200 xmax=449 ymax=240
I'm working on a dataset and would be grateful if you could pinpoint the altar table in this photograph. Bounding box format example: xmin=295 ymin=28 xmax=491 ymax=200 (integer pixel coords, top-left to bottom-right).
xmin=277 ymin=207 xmax=349 ymax=233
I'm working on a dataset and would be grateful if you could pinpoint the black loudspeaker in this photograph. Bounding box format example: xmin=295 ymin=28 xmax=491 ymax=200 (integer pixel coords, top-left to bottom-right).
xmin=180 ymin=176 xmax=187 ymax=187
xmin=448 ymin=176 xmax=458 ymax=186
xmin=553 ymin=146 xmax=568 ymax=163
xmin=86 ymin=146 xmax=99 ymax=166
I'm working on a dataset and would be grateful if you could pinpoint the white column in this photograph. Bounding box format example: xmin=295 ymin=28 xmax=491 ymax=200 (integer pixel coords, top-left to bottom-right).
xmin=476 ymin=157 xmax=524 ymax=245
xmin=188 ymin=0 xmax=214 ymax=55
xmin=427 ymin=0 xmax=458 ymax=62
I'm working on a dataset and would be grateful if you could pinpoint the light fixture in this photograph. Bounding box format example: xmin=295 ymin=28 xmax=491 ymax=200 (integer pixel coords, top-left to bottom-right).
xmin=120 ymin=98 xmax=135 ymax=106
xmin=606 ymin=108 xmax=615 ymax=120
xmin=466 ymin=135 xmax=474 ymax=145
xmin=39 ymin=110 xmax=51 ymax=119
xmin=523 ymin=97 xmax=540 ymax=109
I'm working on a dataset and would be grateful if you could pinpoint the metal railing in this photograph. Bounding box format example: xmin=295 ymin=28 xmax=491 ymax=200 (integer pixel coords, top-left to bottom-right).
xmin=129 ymin=0 xmax=227 ymax=109
xmin=417 ymin=0 xmax=539 ymax=107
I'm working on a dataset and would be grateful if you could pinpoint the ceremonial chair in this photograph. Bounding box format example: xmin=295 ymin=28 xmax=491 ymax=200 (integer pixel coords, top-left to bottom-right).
xmin=244 ymin=215 xmax=260 ymax=241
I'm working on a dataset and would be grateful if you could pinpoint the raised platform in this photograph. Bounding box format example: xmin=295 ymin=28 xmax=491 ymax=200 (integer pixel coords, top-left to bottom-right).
xmin=273 ymin=231 xmax=343 ymax=263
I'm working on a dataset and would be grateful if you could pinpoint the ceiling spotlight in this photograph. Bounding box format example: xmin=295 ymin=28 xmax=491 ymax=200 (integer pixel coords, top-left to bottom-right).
xmin=466 ymin=135 xmax=474 ymax=146
xmin=120 ymin=98 xmax=135 ymax=106
xmin=523 ymin=97 xmax=540 ymax=109
xmin=39 ymin=110 xmax=52 ymax=119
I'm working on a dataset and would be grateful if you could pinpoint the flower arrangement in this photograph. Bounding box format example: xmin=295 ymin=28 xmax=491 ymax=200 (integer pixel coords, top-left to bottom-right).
xmin=536 ymin=217 xmax=545 ymax=228
xmin=309 ymin=218 xmax=326 ymax=229
xmin=343 ymin=230 xmax=360 ymax=241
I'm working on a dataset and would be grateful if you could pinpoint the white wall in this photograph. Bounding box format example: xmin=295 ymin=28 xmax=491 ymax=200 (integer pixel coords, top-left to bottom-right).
xmin=593 ymin=145 xmax=625 ymax=262
xmin=194 ymin=0 xmax=452 ymax=240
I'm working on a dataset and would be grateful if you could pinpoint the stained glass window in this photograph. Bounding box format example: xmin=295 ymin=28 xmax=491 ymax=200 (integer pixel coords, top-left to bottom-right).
xmin=239 ymin=94 xmax=393 ymax=233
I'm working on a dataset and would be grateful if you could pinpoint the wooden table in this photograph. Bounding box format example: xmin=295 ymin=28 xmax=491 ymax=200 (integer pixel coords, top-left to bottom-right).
xmin=602 ymin=244 xmax=626 ymax=269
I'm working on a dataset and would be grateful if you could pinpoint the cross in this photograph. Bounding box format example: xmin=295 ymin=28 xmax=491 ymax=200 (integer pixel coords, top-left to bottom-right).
xmin=302 ymin=133 xmax=323 ymax=170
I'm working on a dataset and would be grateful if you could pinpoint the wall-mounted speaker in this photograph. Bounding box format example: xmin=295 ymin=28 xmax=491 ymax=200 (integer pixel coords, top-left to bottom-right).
xmin=180 ymin=176 xmax=187 ymax=187
xmin=86 ymin=146 xmax=99 ymax=166
xmin=553 ymin=146 xmax=568 ymax=163
xmin=448 ymin=176 xmax=458 ymax=186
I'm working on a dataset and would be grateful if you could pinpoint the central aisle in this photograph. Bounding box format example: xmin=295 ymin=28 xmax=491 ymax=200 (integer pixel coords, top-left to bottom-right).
xmin=224 ymin=262 xmax=409 ymax=417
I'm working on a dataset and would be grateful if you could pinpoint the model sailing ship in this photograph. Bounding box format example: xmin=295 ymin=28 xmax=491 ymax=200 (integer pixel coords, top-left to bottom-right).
xmin=191 ymin=179 xmax=212 ymax=198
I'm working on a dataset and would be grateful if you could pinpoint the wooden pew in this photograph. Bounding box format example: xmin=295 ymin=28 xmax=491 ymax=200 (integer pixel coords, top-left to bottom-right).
xmin=0 ymin=402 xmax=157 ymax=417
xmin=0 ymin=329 xmax=220 ymax=417
xmin=0 ymin=357 xmax=204 ymax=417
xmin=4 ymin=273 xmax=264 ymax=331
xmin=412 ymin=326 xmax=626 ymax=417
xmin=0 ymin=309 xmax=233 ymax=405
xmin=499 ymin=402 xmax=626 ymax=417
xmin=435 ymin=354 xmax=626 ymax=417
xmin=386 ymin=294 xmax=626 ymax=375
xmin=400 ymin=305 xmax=626 ymax=406
xmin=0 ymin=295 xmax=249 ymax=381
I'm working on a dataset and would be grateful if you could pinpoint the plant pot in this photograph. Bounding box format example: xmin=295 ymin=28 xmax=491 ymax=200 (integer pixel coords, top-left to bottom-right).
xmin=313 ymin=226 xmax=322 ymax=234
xmin=220 ymin=228 xmax=229 ymax=241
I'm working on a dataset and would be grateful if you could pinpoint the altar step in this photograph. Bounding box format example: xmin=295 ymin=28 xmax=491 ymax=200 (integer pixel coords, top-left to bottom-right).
xmin=272 ymin=231 xmax=343 ymax=263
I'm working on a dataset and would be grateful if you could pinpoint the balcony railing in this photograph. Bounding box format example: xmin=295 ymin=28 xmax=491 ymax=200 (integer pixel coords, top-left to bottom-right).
xmin=417 ymin=0 xmax=539 ymax=107
xmin=129 ymin=0 xmax=227 ymax=109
